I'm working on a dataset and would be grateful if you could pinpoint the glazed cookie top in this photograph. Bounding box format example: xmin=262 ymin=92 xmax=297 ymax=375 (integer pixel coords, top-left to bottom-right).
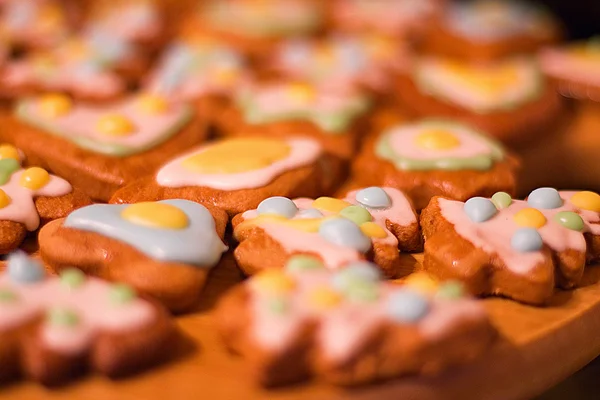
xmin=156 ymin=137 xmax=322 ymax=190
xmin=245 ymin=257 xmax=486 ymax=361
xmin=0 ymin=0 xmax=69 ymax=48
xmin=200 ymin=0 xmax=323 ymax=38
xmin=414 ymin=57 xmax=543 ymax=113
xmin=539 ymin=38 xmax=600 ymax=90
xmin=236 ymin=82 xmax=370 ymax=133
xmin=375 ymin=120 xmax=505 ymax=171
xmin=64 ymin=199 xmax=227 ymax=266
xmin=0 ymin=252 xmax=157 ymax=355
xmin=235 ymin=187 xmax=417 ymax=268
xmin=88 ymin=0 xmax=161 ymax=43
xmin=15 ymin=93 xmax=193 ymax=157
xmin=439 ymin=189 xmax=600 ymax=274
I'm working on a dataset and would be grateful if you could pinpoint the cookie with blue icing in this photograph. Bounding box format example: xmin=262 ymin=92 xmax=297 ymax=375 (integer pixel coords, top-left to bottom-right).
xmin=39 ymin=200 xmax=229 ymax=312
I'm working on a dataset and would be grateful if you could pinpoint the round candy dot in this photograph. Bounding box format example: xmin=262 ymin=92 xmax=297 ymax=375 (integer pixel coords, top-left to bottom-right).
xmin=281 ymin=218 xmax=321 ymax=233
xmin=308 ymin=287 xmax=343 ymax=309
xmin=403 ymin=273 xmax=439 ymax=295
xmin=96 ymin=114 xmax=135 ymax=136
xmin=510 ymin=228 xmax=543 ymax=252
xmin=0 ymin=144 xmax=20 ymax=161
xmin=268 ymin=297 xmax=289 ymax=314
xmin=435 ymin=281 xmax=465 ymax=300
xmin=318 ymin=218 xmax=371 ymax=252
xmin=19 ymin=167 xmax=50 ymax=190
xmin=355 ymin=187 xmax=391 ymax=209
xmin=121 ymin=202 xmax=190 ymax=230
xmin=0 ymin=159 xmax=20 ymax=186
xmin=287 ymin=82 xmax=316 ymax=103
xmin=554 ymin=211 xmax=585 ymax=231
xmin=463 ymin=197 xmax=497 ymax=223
xmin=312 ymin=197 xmax=352 ymax=213
xmin=38 ymin=93 xmax=72 ymax=118
xmin=296 ymin=208 xmax=323 ymax=219
xmin=285 ymin=255 xmax=324 ymax=272
xmin=527 ymin=188 xmax=563 ymax=209
xmin=513 ymin=208 xmax=547 ymax=228
xmin=60 ymin=268 xmax=86 ymax=289
xmin=570 ymin=191 xmax=600 ymax=212
xmin=331 ymin=262 xmax=381 ymax=292
xmin=359 ymin=222 xmax=387 ymax=238
xmin=387 ymin=289 xmax=430 ymax=323
xmin=254 ymin=270 xmax=296 ymax=295
xmin=257 ymin=197 xmax=298 ymax=219
xmin=7 ymin=251 xmax=45 ymax=284
xmin=0 ymin=288 xmax=17 ymax=303
xmin=339 ymin=205 xmax=372 ymax=225
xmin=0 ymin=189 xmax=11 ymax=209
xmin=414 ymin=129 xmax=461 ymax=150
xmin=491 ymin=192 xmax=512 ymax=209
xmin=109 ymin=283 xmax=137 ymax=304
xmin=47 ymin=308 xmax=80 ymax=327
xmin=137 ymin=94 xmax=169 ymax=114
xmin=345 ymin=280 xmax=380 ymax=302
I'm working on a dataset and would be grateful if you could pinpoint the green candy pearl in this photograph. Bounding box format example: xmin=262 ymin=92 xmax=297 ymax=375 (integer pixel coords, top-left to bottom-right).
xmin=554 ymin=211 xmax=585 ymax=231
xmin=435 ymin=281 xmax=465 ymax=300
xmin=60 ymin=268 xmax=86 ymax=289
xmin=0 ymin=288 xmax=17 ymax=302
xmin=0 ymin=158 xmax=21 ymax=185
xmin=286 ymin=255 xmax=324 ymax=272
xmin=339 ymin=205 xmax=372 ymax=225
xmin=109 ymin=284 xmax=136 ymax=305
xmin=47 ymin=308 xmax=80 ymax=327
xmin=345 ymin=280 xmax=380 ymax=303
xmin=491 ymin=192 xmax=512 ymax=209
xmin=268 ymin=297 xmax=289 ymax=315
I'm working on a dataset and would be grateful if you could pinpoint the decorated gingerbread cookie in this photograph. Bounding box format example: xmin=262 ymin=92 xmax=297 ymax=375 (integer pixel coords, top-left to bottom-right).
xmin=421 ymin=189 xmax=600 ymax=305
xmin=352 ymin=119 xmax=519 ymax=210
xmin=419 ymin=0 xmax=561 ymax=61
xmin=110 ymin=136 xmax=326 ymax=217
xmin=0 ymin=252 xmax=175 ymax=385
xmin=2 ymin=93 xmax=206 ymax=201
xmin=39 ymin=199 xmax=228 ymax=312
xmin=232 ymin=186 xmax=422 ymax=278
xmin=216 ymin=257 xmax=496 ymax=387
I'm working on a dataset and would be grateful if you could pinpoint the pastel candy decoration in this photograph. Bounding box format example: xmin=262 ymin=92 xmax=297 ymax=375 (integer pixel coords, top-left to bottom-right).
xmin=435 ymin=281 xmax=465 ymax=300
xmin=47 ymin=307 xmax=80 ymax=327
xmin=360 ymin=222 xmax=387 ymax=238
xmin=0 ymin=189 xmax=11 ymax=209
xmin=344 ymin=279 xmax=380 ymax=302
xmin=121 ymin=202 xmax=190 ymax=229
xmin=463 ymin=197 xmax=497 ymax=223
xmin=312 ymin=197 xmax=351 ymax=213
xmin=404 ymin=273 xmax=439 ymax=295
xmin=286 ymin=255 xmax=325 ymax=272
xmin=0 ymin=158 xmax=22 ymax=186
xmin=339 ymin=205 xmax=372 ymax=225
xmin=96 ymin=114 xmax=136 ymax=137
xmin=38 ymin=93 xmax=72 ymax=118
xmin=253 ymin=270 xmax=296 ymax=295
xmin=387 ymin=289 xmax=430 ymax=323
xmin=109 ymin=284 xmax=137 ymax=305
xmin=0 ymin=288 xmax=17 ymax=303
xmin=513 ymin=208 xmax=546 ymax=228
xmin=19 ymin=167 xmax=50 ymax=190
xmin=308 ymin=287 xmax=343 ymax=309
xmin=296 ymin=208 xmax=323 ymax=219
xmin=318 ymin=218 xmax=371 ymax=252
xmin=0 ymin=144 xmax=21 ymax=161
xmin=355 ymin=187 xmax=391 ymax=209
xmin=491 ymin=191 xmax=512 ymax=209
xmin=7 ymin=251 xmax=45 ymax=283
xmin=60 ymin=268 xmax=86 ymax=289
xmin=331 ymin=262 xmax=381 ymax=292
xmin=257 ymin=196 xmax=298 ymax=219
xmin=137 ymin=94 xmax=169 ymax=114
xmin=527 ymin=188 xmax=563 ymax=209
xmin=554 ymin=211 xmax=585 ymax=231
xmin=414 ymin=129 xmax=460 ymax=150
xmin=510 ymin=228 xmax=543 ymax=252
xmin=570 ymin=191 xmax=600 ymax=212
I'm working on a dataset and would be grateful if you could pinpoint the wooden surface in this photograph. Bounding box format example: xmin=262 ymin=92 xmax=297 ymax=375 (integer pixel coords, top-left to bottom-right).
xmin=4 ymin=253 xmax=600 ymax=400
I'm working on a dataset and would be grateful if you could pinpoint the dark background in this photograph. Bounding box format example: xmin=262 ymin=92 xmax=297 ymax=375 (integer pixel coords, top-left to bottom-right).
xmin=527 ymin=1 xmax=598 ymax=39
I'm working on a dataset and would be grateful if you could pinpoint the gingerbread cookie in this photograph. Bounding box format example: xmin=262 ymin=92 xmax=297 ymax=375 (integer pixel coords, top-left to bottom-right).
xmin=110 ymin=136 xmax=326 ymax=217
xmin=0 ymin=252 xmax=174 ymax=385
xmin=395 ymin=57 xmax=562 ymax=142
xmin=39 ymin=199 xmax=228 ymax=312
xmin=232 ymin=186 xmax=422 ymax=278
xmin=421 ymin=189 xmax=600 ymax=305
xmin=216 ymin=257 xmax=496 ymax=387
xmin=2 ymin=93 xmax=206 ymax=201
xmin=352 ymin=119 xmax=519 ymax=210
xmin=419 ymin=0 xmax=561 ymax=61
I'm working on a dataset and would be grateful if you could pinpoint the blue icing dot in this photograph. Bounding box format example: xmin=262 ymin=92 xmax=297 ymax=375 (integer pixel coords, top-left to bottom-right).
xmin=257 ymin=197 xmax=298 ymax=219
xmin=355 ymin=187 xmax=391 ymax=209
xmin=87 ymin=29 xmax=131 ymax=63
xmin=331 ymin=261 xmax=381 ymax=291
xmin=63 ymin=200 xmax=227 ymax=267
xmin=7 ymin=251 xmax=45 ymax=284
xmin=527 ymin=188 xmax=563 ymax=209
xmin=464 ymin=197 xmax=497 ymax=223
xmin=511 ymin=228 xmax=543 ymax=252
xmin=387 ymin=289 xmax=430 ymax=323
xmin=318 ymin=218 xmax=371 ymax=252
xmin=296 ymin=208 xmax=323 ymax=219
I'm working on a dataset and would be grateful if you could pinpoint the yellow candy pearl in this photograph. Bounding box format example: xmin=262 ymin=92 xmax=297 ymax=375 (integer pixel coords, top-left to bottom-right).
xmin=0 ymin=144 xmax=20 ymax=161
xmin=253 ymin=270 xmax=296 ymax=295
xmin=38 ymin=93 xmax=72 ymax=118
xmin=308 ymin=286 xmax=342 ymax=309
xmin=214 ymin=68 xmax=238 ymax=85
xmin=360 ymin=222 xmax=387 ymax=238
xmin=0 ymin=189 xmax=11 ymax=209
xmin=137 ymin=94 xmax=169 ymax=114
xmin=287 ymin=83 xmax=316 ymax=103
xmin=403 ymin=273 xmax=439 ymax=295
xmin=570 ymin=191 xmax=600 ymax=213
xmin=513 ymin=208 xmax=547 ymax=228
xmin=414 ymin=129 xmax=461 ymax=150
xmin=312 ymin=197 xmax=352 ymax=213
xmin=19 ymin=167 xmax=50 ymax=190
xmin=121 ymin=202 xmax=189 ymax=230
xmin=97 ymin=114 xmax=135 ymax=136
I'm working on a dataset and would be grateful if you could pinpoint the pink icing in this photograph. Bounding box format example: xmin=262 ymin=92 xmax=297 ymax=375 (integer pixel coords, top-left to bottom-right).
xmin=539 ymin=47 xmax=600 ymax=89
xmin=156 ymin=138 xmax=322 ymax=190
xmin=1 ymin=0 xmax=68 ymax=48
xmin=0 ymin=275 xmax=155 ymax=355
xmin=89 ymin=2 xmax=161 ymax=43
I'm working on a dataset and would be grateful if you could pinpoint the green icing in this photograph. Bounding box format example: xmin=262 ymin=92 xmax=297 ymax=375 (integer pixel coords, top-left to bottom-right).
xmin=286 ymin=255 xmax=325 ymax=272
xmin=0 ymin=158 xmax=21 ymax=185
xmin=375 ymin=120 xmax=505 ymax=171
xmin=47 ymin=308 xmax=80 ymax=327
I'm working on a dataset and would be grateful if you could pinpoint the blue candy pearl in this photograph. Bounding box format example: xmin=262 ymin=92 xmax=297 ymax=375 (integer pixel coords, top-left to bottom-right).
xmin=296 ymin=208 xmax=323 ymax=219
xmin=257 ymin=197 xmax=298 ymax=219
xmin=527 ymin=188 xmax=563 ymax=209
xmin=331 ymin=262 xmax=381 ymax=291
xmin=7 ymin=251 xmax=45 ymax=284
xmin=387 ymin=289 xmax=430 ymax=323
xmin=318 ymin=218 xmax=371 ymax=252
xmin=511 ymin=228 xmax=543 ymax=252
xmin=463 ymin=197 xmax=497 ymax=223
xmin=355 ymin=187 xmax=391 ymax=209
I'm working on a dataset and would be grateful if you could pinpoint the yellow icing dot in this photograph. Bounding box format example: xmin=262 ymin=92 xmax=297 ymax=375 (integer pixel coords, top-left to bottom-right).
xmin=64 ymin=39 xmax=91 ymax=61
xmin=444 ymin=61 xmax=521 ymax=94
xmin=287 ymin=82 xmax=316 ymax=103
xmin=308 ymin=286 xmax=342 ymax=309
xmin=137 ymin=94 xmax=169 ymax=114
xmin=96 ymin=114 xmax=135 ymax=136
xmin=182 ymin=138 xmax=291 ymax=174
xmin=38 ymin=93 xmax=72 ymax=118
xmin=254 ymin=270 xmax=296 ymax=294
xmin=316 ymin=47 xmax=336 ymax=65
xmin=213 ymin=68 xmax=238 ymax=85
xmin=121 ymin=202 xmax=189 ymax=230
xmin=414 ymin=129 xmax=461 ymax=150
xmin=570 ymin=191 xmax=600 ymax=213
xmin=513 ymin=208 xmax=547 ymax=228
xmin=280 ymin=218 xmax=323 ymax=233
xmin=360 ymin=222 xmax=387 ymax=238
xmin=403 ymin=273 xmax=439 ymax=294
xmin=0 ymin=144 xmax=20 ymax=161
xmin=0 ymin=189 xmax=11 ymax=209
xmin=312 ymin=197 xmax=352 ymax=213
xmin=20 ymin=167 xmax=50 ymax=190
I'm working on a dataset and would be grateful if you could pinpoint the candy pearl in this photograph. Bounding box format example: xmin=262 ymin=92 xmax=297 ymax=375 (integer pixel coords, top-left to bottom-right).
xmin=318 ymin=218 xmax=371 ymax=252
xmin=96 ymin=114 xmax=135 ymax=136
xmin=435 ymin=281 xmax=465 ymax=300
xmin=257 ymin=197 xmax=298 ymax=219
xmin=0 ymin=189 xmax=11 ymax=209
xmin=513 ymin=208 xmax=547 ymax=228
xmin=254 ymin=270 xmax=296 ymax=295
xmin=312 ymin=197 xmax=352 ymax=213
xmin=387 ymin=289 xmax=430 ymax=323
xmin=121 ymin=202 xmax=190 ymax=230
xmin=510 ymin=228 xmax=543 ymax=252
xmin=491 ymin=192 xmax=512 ymax=209
xmin=0 ymin=144 xmax=20 ymax=161
xmin=38 ymin=93 xmax=72 ymax=118
xmin=60 ymin=268 xmax=86 ymax=289
xmin=570 ymin=191 xmax=600 ymax=212
xmin=360 ymin=222 xmax=387 ymax=238
xmin=285 ymin=255 xmax=324 ymax=272
xmin=414 ymin=129 xmax=461 ymax=150
xmin=403 ymin=273 xmax=439 ymax=294
xmin=339 ymin=205 xmax=372 ymax=225
xmin=554 ymin=211 xmax=585 ymax=231
xmin=137 ymin=94 xmax=169 ymax=114
xmin=7 ymin=251 xmax=45 ymax=284
xmin=296 ymin=208 xmax=323 ymax=219
xmin=20 ymin=167 xmax=50 ymax=190
xmin=463 ymin=197 xmax=497 ymax=223
xmin=287 ymin=82 xmax=316 ymax=103
xmin=268 ymin=297 xmax=289 ymax=314
xmin=345 ymin=280 xmax=380 ymax=302
xmin=527 ymin=188 xmax=563 ymax=209
xmin=109 ymin=284 xmax=137 ymax=304
xmin=355 ymin=187 xmax=391 ymax=209
xmin=0 ymin=158 xmax=21 ymax=186
xmin=0 ymin=288 xmax=17 ymax=303
xmin=331 ymin=262 xmax=381 ymax=292
xmin=47 ymin=308 xmax=80 ymax=327
xmin=308 ymin=287 xmax=343 ymax=309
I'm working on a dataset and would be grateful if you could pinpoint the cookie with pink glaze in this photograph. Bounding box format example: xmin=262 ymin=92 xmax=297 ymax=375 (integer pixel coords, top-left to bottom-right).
xmin=1 ymin=93 xmax=207 ymax=201
xmin=216 ymin=258 xmax=496 ymax=387
xmin=232 ymin=187 xmax=422 ymax=278
xmin=421 ymin=189 xmax=600 ymax=305
xmin=0 ymin=252 xmax=175 ymax=386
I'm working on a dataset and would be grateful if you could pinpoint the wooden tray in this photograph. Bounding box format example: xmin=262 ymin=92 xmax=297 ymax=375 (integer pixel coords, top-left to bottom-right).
xmin=4 ymin=254 xmax=600 ymax=400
